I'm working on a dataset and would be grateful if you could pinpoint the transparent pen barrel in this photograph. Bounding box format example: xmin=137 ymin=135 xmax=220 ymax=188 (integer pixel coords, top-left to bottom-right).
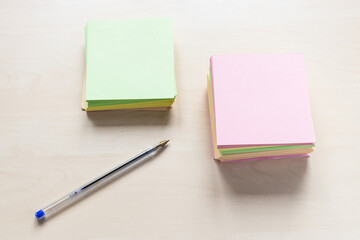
xmin=41 ymin=147 xmax=156 ymax=218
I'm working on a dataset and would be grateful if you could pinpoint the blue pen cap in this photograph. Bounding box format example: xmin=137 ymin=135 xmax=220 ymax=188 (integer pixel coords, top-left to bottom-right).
xmin=35 ymin=209 xmax=45 ymax=220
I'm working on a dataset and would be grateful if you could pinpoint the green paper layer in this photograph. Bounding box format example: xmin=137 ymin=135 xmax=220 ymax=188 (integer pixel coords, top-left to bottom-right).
xmin=220 ymin=144 xmax=315 ymax=154
xmin=85 ymin=18 xmax=177 ymax=103
xmin=87 ymin=98 xmax=173 ymax=107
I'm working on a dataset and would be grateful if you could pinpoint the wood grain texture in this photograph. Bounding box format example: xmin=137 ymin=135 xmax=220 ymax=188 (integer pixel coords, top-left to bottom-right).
xmin=0 ymin=0 xmax=359 ymax=239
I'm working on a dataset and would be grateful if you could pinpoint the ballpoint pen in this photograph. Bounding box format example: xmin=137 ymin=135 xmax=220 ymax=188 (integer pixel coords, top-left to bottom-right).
xmin=35 ymin=140 xmax=169 ymax=220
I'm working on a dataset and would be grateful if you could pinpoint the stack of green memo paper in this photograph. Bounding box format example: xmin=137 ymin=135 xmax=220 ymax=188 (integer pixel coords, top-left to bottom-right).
xmin=82 ymin=18 xmax=177 ymax=111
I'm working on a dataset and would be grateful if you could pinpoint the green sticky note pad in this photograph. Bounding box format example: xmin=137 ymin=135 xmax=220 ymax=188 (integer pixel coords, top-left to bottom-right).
xmin=84 ymin=18 xmax=177 ymax=111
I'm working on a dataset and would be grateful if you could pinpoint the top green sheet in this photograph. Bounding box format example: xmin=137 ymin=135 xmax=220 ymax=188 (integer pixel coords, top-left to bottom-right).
xmin=85 ymin=18 xmax=177 ymax=101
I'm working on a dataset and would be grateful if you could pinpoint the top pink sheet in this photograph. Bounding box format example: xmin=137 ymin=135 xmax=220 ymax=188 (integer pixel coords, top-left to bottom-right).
xmin=210 ymin=53 xmax=316 ymax=148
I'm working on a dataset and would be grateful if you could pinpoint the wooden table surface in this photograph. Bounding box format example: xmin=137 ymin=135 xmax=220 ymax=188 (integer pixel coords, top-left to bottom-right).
xmin=1 ymin=0 xmax=360 ymax=239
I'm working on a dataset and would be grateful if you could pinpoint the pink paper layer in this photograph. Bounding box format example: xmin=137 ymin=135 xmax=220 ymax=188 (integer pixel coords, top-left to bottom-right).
xmin=210 ymin=54 xmax=316 ymax=148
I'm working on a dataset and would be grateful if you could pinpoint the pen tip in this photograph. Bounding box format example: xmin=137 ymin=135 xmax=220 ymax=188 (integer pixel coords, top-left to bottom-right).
xmin=160 ymin=140 xmax=170 ymax=147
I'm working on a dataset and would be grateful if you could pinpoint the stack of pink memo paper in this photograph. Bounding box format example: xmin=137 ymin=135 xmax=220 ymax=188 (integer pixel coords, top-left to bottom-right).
xmin=207 ymin=53 xmax=316 ymax=162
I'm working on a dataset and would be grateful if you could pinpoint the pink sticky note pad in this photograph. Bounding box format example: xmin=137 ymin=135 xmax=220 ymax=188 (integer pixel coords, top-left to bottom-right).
xmin=210 ymin=53 xmax=316 ymax=148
